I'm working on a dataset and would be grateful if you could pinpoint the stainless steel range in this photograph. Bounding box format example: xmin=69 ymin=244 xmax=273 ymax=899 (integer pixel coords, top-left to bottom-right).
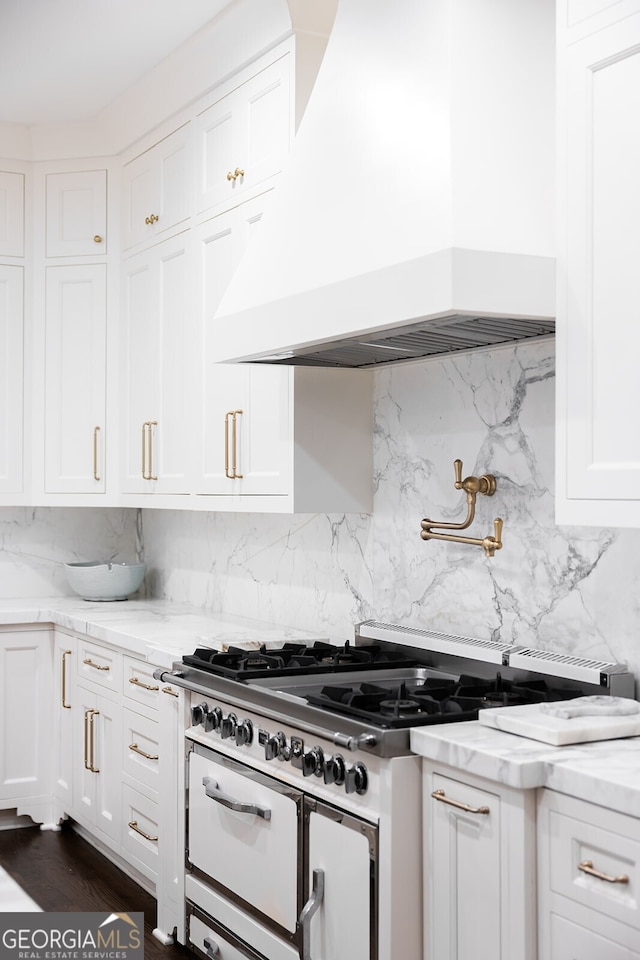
xmin=154 ymin=621 xmax=634 ymax=960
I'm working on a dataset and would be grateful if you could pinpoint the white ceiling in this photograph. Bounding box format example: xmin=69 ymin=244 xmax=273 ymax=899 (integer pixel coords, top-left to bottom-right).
xmin=0 ymin=0 xmax=235 ymax=125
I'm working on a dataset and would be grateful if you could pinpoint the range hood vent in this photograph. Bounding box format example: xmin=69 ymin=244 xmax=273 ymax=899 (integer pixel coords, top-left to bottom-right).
xmin=256 ymin=313 xmax=555 ymax=369
xmin=213 ymin=0 xmax=556 ymax=368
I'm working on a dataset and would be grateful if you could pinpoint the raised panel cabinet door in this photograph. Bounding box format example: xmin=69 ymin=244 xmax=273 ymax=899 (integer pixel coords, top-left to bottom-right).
xmin=0 ymin=631 xmax=52 ymax=804
xmin=122 ymin=124 xmax=191 ymax=251
xmin=557 ymin=8 xmax=640 ymax=523
xmin=0 ymin=264 xmax=24 ymax=495
xmin=44 ymin=264 xmax=107 ymax=493
xmin=74 ymin=685 xmax=121 ymax=846
xmin=45 ymin=170 xmax=107 ymax=257
xmin=121 ymin=248 xmax=160 ymax=494
xmin=429 ymin=773 xmax=501 ymax=960
xmin=0 ymin=170 xmax=25 ymax=257
xmin=52 ymin=633 xmax=75 ymax=811
xmin=196 ymin=54 xmax=291 ymax=216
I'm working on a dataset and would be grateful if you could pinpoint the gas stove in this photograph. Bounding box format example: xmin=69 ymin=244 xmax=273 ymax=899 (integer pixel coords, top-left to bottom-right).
xmin=156 ymin=620 xmax=635 ymax=759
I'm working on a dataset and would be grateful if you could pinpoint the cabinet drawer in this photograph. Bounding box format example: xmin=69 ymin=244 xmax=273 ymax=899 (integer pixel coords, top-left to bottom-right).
xmin=189 ymin=914 xmax=257 ymax=960
xmin=76 ymin=639 xmax=121 ymax=694
xmin=122 ymin=784 xmax=159 ymax=882
xmin=123 ymin=656 xmax=160 ymax=712
xmin=122 ymin=707 xmax=160 ymax=799
xmin=544 ymin=793 xmax=640 ymax=931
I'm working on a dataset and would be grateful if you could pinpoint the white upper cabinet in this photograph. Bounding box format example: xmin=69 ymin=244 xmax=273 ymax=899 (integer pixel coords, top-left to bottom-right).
xmin=45 ymin=170 xmax=107 ymax=257
xmin=121 ymin=124 xmax=192 ymax=253
xmin=44 ymin=264 xmax=107 ymax=494
xmin=121 ymin=232 xmax=193 ymax=496
xmin=195 ymin=52 xmax=292 ymax=218
xmin=556 ymin=0 xmax=640 ymax=526
xmin=0 ymin=171 xmax=25 ymax=257
xmin=0 ymin=265 xmax=24 ymax=498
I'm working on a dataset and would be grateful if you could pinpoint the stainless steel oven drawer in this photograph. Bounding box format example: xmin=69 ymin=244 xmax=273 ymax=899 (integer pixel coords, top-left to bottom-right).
xmin=186 ymin=888 xmax=298 ymax=960
xmin=188 ymin=744 xmax=302 ymax=935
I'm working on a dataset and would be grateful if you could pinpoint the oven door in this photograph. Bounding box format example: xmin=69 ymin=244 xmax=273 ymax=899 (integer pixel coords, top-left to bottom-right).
xmin=187 ymin=742 xmax=303 ymax=938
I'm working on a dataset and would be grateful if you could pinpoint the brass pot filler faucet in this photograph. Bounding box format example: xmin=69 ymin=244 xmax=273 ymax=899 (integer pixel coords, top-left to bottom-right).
xmin=420 ymin=459 xmax=503 ymax=558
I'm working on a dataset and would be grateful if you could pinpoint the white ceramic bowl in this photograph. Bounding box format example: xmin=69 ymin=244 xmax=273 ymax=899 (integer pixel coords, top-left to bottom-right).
xmin=64 ymin=560 xmax=146 ymax=601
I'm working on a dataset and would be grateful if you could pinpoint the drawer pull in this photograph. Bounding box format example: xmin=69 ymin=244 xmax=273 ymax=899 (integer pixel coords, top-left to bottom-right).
xmin=203 ymin=937 xmax=220 ymax=959
xmin=202 ymin=776 xmax=271 ymax=820
xmin=431 ymin=788 xmax=490 ymax=815
xmin=129 ymin=742 xmax=159 ymax=761
xmin=128 ymin=820 xmax=158 ymax=842
xmin=578 ymin=860 xmax=629 ymax=885
xmin=129 ymin=677 xmax=159 ymax=692
xmin=162 ymin=685 xmax=179 ymax=697
xmin=84 ymin=657 xmax=110 ymax=672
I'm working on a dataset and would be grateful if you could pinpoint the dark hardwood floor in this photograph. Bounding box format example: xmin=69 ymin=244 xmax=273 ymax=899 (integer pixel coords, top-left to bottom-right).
xmin=0 ymin=822 xmax=191 ymax=960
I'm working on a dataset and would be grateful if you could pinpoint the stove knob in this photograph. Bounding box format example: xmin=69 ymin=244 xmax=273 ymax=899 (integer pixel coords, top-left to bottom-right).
xmin=220 ymin=712 xmax=238 ymax=740
xmin=302 ymin=746 xmax=325 ymax=778
xmin=203 ymin=706 xmax=222 ymax=732
xmin=345 ymin=762 xmax=368 ymax=796
xmin=265 ymin=731 xmax=286 ymax=761
xmin=323 ymin=754 xmax=346 ymax=786
xmin=191 ymin=702 xmax=208 ymax=727
xmin=235 ymin=719 xmax=254 ymax=747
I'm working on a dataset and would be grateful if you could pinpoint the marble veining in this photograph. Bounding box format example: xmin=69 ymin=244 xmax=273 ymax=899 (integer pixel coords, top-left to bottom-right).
xmin=3 ymin=340 xmax=640 ymax=680
xmin=0 ymin=865 xmax=41 ymax=911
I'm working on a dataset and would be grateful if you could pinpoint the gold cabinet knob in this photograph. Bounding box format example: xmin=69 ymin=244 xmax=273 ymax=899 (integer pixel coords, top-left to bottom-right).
xmin=226 ymin=167 xmax=245 ymax=182
xmin=93 ymin=234 xmax=103 ymax=243
xmin=144 ymin=214 xmax=159 ymax=224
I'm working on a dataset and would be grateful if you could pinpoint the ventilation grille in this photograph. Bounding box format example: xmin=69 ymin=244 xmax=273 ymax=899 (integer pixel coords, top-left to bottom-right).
xmin=256 ymin=314 xmax=555 ymax=368
xmin=357 ymin=620 xmax=511 ymax=665
xmin=508 ymin=647 xmax=629 ymax=685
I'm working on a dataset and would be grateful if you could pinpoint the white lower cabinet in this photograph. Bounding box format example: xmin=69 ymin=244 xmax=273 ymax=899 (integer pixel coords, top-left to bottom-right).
xmin=73 ymin=680 xmax=121 ymax=846
xmin=52 ymin=632 xmax=75 ymax=813
xmin=0 ymin=627 xmax=53 ymax=824
xmin=538 ymin=789 xmax=640 ymax=959
xmin=422 ymin=762 xmax=537 ymax=960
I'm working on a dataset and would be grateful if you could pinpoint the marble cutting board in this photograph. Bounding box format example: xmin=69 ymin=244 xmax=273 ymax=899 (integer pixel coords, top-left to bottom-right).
xmin=477 ymin=702 xmax=640 ymax=745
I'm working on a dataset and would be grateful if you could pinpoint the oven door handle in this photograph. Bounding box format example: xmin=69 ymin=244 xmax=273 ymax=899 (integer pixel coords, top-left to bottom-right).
xmin=202 ymin=776 xmax=272 ymax=820
xmin=299 ymin=868 xmax=325 ymax=960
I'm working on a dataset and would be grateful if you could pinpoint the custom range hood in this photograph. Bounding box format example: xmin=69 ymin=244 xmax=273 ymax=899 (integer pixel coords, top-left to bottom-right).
xmin=213 ymin=0 xmax=556 ymax=368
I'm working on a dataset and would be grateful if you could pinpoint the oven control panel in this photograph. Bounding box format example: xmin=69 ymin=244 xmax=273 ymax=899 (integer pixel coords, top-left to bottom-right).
xmin=189 ymin=697 xmax=373 ymax=802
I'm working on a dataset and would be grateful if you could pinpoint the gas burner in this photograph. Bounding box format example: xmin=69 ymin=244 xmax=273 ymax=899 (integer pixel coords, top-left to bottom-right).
xmin=379 ymin=698 xmax=422 ymax=716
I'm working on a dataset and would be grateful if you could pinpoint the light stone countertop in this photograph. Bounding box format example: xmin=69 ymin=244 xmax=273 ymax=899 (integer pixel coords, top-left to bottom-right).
xmin=410 ymin=721 xmax=640 ymax=819
xmin=0 ymin=597 xmax=327 ymax=668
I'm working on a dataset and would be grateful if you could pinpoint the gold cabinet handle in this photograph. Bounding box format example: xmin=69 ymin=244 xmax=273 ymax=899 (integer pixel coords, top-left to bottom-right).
xmin=83 ymin=657 xmax=109 ymax=671
xmin=226 ymin=168 xmax=245 ymax=182
xmin=128 ymin=820 xmax=158 ymax=842
xmin=93 ymin=234 xmax=103 ymax=243
xmin=144 ymin=214 xmax=159 ymax=224
xmin=93 ymin=426 xmax=101 ymax=482
xmin=84 ymin=709 xmax=100 ymax=773
xmin=431 ymin=788 xmax=490 ymax=815
xmin=224 ymin=410 xmax=244 ymax=479
xmin=141 ymin=421 xmax=158 ymax=480
xmin=578 ymin=860 xmax=629 ymax=885
xmin=129 ymin=742 xmax=159 ymax=761
xmin=129 ymin=676 xmax=159 ymax=692
xmin=61 ymin=649 xmax=72 ymax=709
xmin=162 ymin=685 xmax=179 ymax=698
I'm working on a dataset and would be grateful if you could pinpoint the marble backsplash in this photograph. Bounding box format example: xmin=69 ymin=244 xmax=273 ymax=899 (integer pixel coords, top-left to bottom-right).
xmin=3 ymin=338 xmax=640 ymax=677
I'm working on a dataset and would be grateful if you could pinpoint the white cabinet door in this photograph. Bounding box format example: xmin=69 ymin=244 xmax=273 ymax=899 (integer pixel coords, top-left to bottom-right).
xmin=122 ymin=124 xmax=192 ymax=252
xmin=549 ymin=914 xmax=640 ymax=960
xmin=306 ymin=802 xmax=373 ymax=960
xmin=556 ymin=3 xmax=640 ymax=525
xmin=0 ymin=170 xmax=25 ymax=257
xmin=121 ymin=233 xmax=193 ymax=495
xmin=74 ymin=683 xmax=121 ymax=845
xmin=196 ymin=53 xmax=291 ymax=217
xmin=52 ymin=633 xmax=75 ymax=813
xmin=0 ymin=630 xmax=52 ymax=815
xmin=44 ymin=264 xmax=107 ymax=493
xmin=195 ymin=196 xmax=291 ymax=496
xmin=0 ymin=264 xmax=24 ymax=496
xmin=45 ymin=170 xmax=107 ymax=257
